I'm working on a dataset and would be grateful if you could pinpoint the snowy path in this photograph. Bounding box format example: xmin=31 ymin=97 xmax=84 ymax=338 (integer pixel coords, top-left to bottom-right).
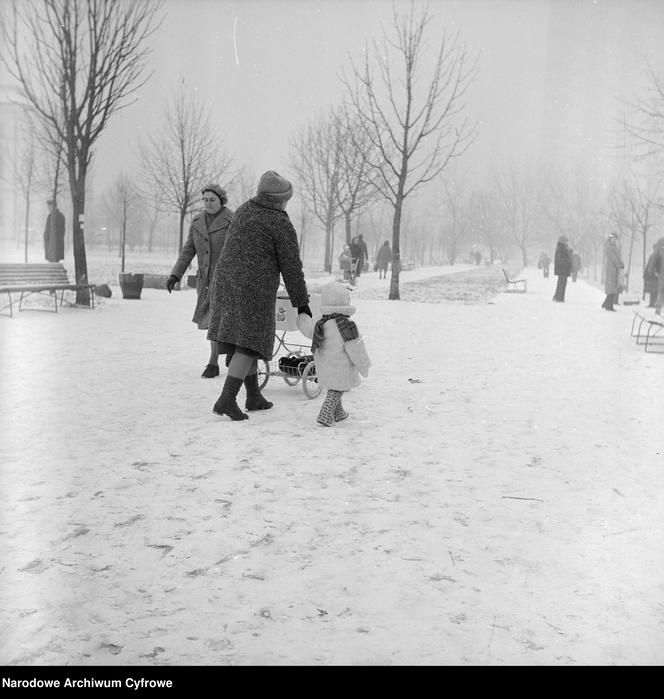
xmin=1 ymin=265 xmax=662 ymax=665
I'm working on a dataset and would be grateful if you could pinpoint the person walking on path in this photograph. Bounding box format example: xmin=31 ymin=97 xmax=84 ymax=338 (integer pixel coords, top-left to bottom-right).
xmin=339 ymin=244 xmax=353 ymax=281
xmin=167 ymin=184 xmax=233 ymax=378
xmin=552 ymin=236 xmax=572 ymax=302
xmin=43 ymin=199 xmax=65 ymax=262
xmin=207 ymin=171 xmax=312 ymax=420
xmin=538 ymin=251 xmax=551 ymax=278
xmin=652 ymin=236 xmax=664 ymax=315
xmin=601 ymin=232 xmax=624 ymax=312
xmin=644 ymin=242 xmax=660 ymax=308
xmin=296 ymin=282 xmax=371 ymax=427
xmin=349 ymin=234 xmax=368 ymax=285
xmin=376 ymin=240 xmax=391 ymax=279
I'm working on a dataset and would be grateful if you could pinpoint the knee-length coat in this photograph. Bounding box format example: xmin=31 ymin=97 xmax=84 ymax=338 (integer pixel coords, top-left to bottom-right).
xmin=554 ymin=241 xmax=572 ymax=277
xmin=170 ymin=206 xmax=233 ymax=329
xmin=206 ymin=194 xmax=309 ymax=361
xmin=603 ymin=239 xmax=624 ymax=294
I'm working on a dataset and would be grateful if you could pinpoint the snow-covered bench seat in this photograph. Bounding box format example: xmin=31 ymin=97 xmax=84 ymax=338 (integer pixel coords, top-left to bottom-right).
xmin=0 ymin=263 xmax=96 ymax=317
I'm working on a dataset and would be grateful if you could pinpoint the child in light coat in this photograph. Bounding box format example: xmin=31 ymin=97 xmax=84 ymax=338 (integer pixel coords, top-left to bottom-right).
xmin=296 ymin=282 xmax=371 ymax=426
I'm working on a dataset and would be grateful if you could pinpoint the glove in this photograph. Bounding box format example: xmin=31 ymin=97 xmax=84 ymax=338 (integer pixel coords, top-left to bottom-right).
xmin=166 ymin=275 xmax=179 ymax=293
xmin=298 ymin=304 xmax=312 ymax=318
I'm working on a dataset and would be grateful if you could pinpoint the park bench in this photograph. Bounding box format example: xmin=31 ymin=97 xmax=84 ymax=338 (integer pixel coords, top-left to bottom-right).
xmin=502 ymin=268 xmax=527 ymax=293
xmin=630 ymin=309 xmax=664 ymax=353
xmin=0 ymin=262 xmax=96 ymax=318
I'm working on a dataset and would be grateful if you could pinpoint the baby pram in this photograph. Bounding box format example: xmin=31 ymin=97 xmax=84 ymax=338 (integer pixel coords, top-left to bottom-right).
xmin=256 ymin=291 xmax=322 ymax=399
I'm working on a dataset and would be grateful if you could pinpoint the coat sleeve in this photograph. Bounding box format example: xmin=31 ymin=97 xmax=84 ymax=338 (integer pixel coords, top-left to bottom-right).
xmin=344 ymin=336 xmax=371 ymax=377
xmin=170 ymin=225 xmax=197 ymax=279
xmin=275 ymin=216 xmax=309 ymax=308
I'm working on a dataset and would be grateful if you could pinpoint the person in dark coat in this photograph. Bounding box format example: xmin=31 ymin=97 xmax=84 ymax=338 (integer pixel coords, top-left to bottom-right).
xmin=644 ymin=242 xmax=660 ymax=308
xmin=167 ymin=184 xmax=233 ymax=377
xmin=43 ymin=199 xmax=65 ymax=262
xmin=207 ymin=171 xmax=311 ymax=421
xmin=376 ymin=240 xmax=391 ymax=279
xmin=349 ymin=234 xmax=368 ymax=284
xmin=601 ymin=232 xmax=624 ymax=311
xmin=552 ymin=236 xmax=572 ymax=302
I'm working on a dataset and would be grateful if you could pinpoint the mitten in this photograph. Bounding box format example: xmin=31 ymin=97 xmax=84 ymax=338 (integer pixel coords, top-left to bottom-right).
xmin=298 ymin=304 xmax=312 ymax=318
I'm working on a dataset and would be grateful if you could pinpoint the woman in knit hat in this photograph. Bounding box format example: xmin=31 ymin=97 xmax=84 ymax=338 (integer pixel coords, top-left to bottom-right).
xmin=207 ymin=171 xmax=312 ymax=420
xmin=166 ymin=184 xmax=233 ymax=377
xmin=296 ymin=282 xmax=371 ymax=426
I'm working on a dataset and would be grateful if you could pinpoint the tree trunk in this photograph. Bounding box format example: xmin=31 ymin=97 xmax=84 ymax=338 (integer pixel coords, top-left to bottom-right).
xmin=178 ymin=208 xmax=186 ymax=252
xmin=345 ymin=212 xmax=352 ymax=245
xmin=71 ymin=183 xmax=91 ymax=306
xmin=389 ymin=196 xmax=403 ymax=300
xmin=23 ymin=195 xmax=30 ymax=263
xmin=323 ymin=219 xmax=334 ymax=273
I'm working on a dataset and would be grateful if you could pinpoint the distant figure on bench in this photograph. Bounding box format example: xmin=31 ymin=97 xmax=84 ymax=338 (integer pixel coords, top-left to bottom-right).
xmin=44 ymin=199 xmax=65 ymax=263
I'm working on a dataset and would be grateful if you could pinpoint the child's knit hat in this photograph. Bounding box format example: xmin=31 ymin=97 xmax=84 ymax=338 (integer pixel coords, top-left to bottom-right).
xmin=320 ymin=282 xmax=356 ymax=316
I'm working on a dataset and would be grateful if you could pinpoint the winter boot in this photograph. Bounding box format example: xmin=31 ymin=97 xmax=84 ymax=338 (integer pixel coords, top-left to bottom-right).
xmin=244 ymin=372 xmax=273 ymax=411
xmin=213 ymin=376 xmax=249 ymax=421
xmin=317 ymin=390 xmax=342 ymax=427
xmin=334 ymin=400 xmax=349 ymax=422
xmin=201 ymin=363 xmax=220 ymax=378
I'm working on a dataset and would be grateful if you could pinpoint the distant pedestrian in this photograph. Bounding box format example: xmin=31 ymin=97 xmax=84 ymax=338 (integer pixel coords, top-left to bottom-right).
xmin=652 ymin=237 xmax=664 ymax=315
xmin=43 ymin=198 xmax=65 ymax=262
xmin=601 ymin=232 xmax=624 ymax=312
xmin=207 ymin=170 xmax=311 ymax=420
xmin=538 ymin=251 xmax=551 ymax=278
xmin=349 ymin=234 xmax=368 ymax=284
xmin=339 ymin=244 xmax=352 ymax=281
xmin=571 ymin=250 xmax=581 ymax=282
xmin=474 ymin=249 xmax=482 ymax=265
xmin=552 ymin=236 xmax=572 ymax=302
xmin=644 ymin=242 xmax=660 ymax=308
xmin=296 ymin=282 xmax=371 ymax=427
xmin=376 ymin=240 xmax=391 ymax=279
xmin=166 ymin=184 xmax=233 ymax=378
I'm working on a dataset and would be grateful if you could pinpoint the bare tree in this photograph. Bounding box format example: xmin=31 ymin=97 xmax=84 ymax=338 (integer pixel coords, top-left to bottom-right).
xmin=605 ymin=172 xmax=664 ymax=294
xmin=335 ymin=108 xmax=378 ymax=245
xmin=101 ymin=173 xmax=142 ymax=272
xmin=7 ymin=110 xmax=38 ymax=262
xmin=438 ymin=172 xmax=472 ymax=265
xmin=342 ymin=1 xmax=478 ymax=299
xmin=289 ymin=108 xmax=343 ymax=273
xmin=139 ymin=80 xmax=234 ymax=252
xmin=493 ymin=163 xmax=545 ymax=267
xmin=1 ymin=0 xmax=164 ymax=305
xmin=621 ymin=62 xmax=664 ymax=166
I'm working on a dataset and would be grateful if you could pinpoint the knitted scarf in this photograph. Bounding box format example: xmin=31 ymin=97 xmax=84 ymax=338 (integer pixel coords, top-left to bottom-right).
xmin=311 ymin=313 xmax=358 ymax=353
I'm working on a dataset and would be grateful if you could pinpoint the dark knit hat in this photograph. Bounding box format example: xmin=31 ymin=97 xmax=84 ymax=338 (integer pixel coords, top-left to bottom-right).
xmin=257 ymin=171 xmax=293 ymax=201
xmin=201 ymin=183 xmax=227 ymax=206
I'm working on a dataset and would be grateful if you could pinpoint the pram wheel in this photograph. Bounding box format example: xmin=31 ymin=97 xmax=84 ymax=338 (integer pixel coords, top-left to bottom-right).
xmin=301 ymin=361 xmax=321 ymax=399
xmin=257 ymin=360 xmax=270 ymax=390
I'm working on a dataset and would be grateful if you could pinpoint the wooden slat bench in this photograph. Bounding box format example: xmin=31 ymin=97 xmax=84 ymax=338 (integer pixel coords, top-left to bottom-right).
xmin=0 ymin=263 xmax=96 ymax=317
xmin=502 ymin=268 xmax=527 ymax=293
xmin=630 ymin=309 xmax=664 ymax=353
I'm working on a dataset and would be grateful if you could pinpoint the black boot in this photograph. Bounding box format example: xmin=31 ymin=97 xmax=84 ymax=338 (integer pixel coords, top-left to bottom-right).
xmin=244 ymin=372 xmax=273 ymax=411
xmin=201 ymin=363 xmax=219 ymax=378
xmin=213 ymin=376 xmax=248 ymax=420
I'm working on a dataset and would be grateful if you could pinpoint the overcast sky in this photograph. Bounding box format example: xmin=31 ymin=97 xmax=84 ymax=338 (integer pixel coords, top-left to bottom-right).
xmin=94 ymin=0 xmax=555 ymax=197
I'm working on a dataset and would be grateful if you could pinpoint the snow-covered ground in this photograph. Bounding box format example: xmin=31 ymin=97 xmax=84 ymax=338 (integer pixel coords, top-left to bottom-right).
xmin=1 ymin=257 xmax=663 ymax=666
